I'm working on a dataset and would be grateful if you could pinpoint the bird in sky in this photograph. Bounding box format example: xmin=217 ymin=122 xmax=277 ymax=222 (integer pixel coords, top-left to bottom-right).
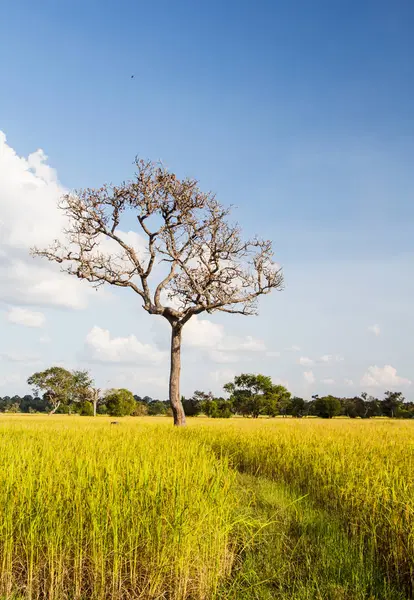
xmin=131 ymin=75 xmax=134 ymax=79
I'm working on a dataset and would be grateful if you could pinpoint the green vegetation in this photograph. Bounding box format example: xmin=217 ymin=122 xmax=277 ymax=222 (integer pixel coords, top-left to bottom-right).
xmin=1 ymin=369 xmax=413 ymax=420
xmin=221 ymin=474 xmax=404 ymax=599
xmin=104 ymin=388 xmax=137 ymax=417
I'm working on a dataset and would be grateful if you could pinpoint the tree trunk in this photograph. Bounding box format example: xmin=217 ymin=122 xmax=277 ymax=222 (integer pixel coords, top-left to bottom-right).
xmin=169 ymin=324 xmax=186 ymax=426
xmin=48 ymin=401 xmax=60 ymax=416
xmin=92 ymin=390 xmax=98 ymax=417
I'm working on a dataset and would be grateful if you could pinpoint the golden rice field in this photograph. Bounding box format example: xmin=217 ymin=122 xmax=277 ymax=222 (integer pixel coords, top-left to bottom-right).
xmin=0 ymin=416 xmax=412 ymax=599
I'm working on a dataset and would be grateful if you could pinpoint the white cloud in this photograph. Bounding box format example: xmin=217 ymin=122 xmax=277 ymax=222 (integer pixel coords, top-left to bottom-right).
xmin=108 ymin=370 xmax=169 ymax=393
xmin=84 ymin=326 xmax=165 ymax=365
xmin=368 ymin=324 xmax=381 ymax=336
xmin=0 ymin=261 xmax=90 ymax=310
xmin=0 ymin=373 xmax=20 ymax=389
xmin=227 ymin=336 xmax=266 ymax=352
xmin=298 ymin=354 xmax=343 ymax=366
xmin=183 ymin=315 xmax=265 ymax=354
xmin=273 ymin=377 xmax=290 ymax=389
xmin=208 ymin=350 xmax=240 ymax=364
xmin=1 ymin=352 xmax=40 ymax=365
xmin=361 ymin=365 xmax=411 ymax=388
xmin=299 ymin=356 xmax=314 ymax=366
xmin=344 ymin=378 xmax=354 ymax=386
xmin=319 ymin=354 xmax=344 ymax=363
xmin=0 ymin=132 xmax=90 ymax=309
xmin=184 ymin=317 xmax=224 ymax=349
xmin=6 ymin=306 xmax=45 ymax=328
xmin=303 ymin=370 xmax=315 ymax=384
xmin=321 ymin=378 xmax=335 ymax=384
xmin=210 ymin=369 xmax=235 ymax=387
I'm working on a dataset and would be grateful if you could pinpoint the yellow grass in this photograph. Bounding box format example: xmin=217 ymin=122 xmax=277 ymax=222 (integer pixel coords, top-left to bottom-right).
xmin=0 ymin=416 xmax=237 ymax=599
xmin=0 ymin=416 xmax=413 ymax=598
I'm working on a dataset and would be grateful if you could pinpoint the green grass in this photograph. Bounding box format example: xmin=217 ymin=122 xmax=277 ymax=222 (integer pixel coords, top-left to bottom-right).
xmin=220 ymin=473 xmax=404 ymax=600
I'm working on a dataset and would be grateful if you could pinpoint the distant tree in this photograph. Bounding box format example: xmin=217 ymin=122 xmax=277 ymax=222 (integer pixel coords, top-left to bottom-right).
xmin=313 ymin=395 xmax=341 ymax=419
xmin=202 ymin=396 xmax=232 ymax=418
xmin=104 ymin=389 xmax=136 ymax=417
xmin=182 ymin=398 xmax=200 ymax=417
xmin=20 ymin=394 xmax=34 ymax=413
xmin=202 ymin=398 xmax=217 ymax=418
xmin=225 ymin=374 xmax=286 ymax=418
xmin=11 ymin=395 xmax=22 ymax=406
xmin=291 ymin=396 xmax=305 ymax=417
xmin=27 ymin=367 xmax=75 ymax=415
xmin=264 ymin=385 xmax=291 ymax=417
xmin=0 ymin=396 xmax=12 ymax=412
xmin=33 ymin=396 xmax=49 ymax=413
xmin=184 ymin=390 xmax=210 ymax=416
xmin=217 ymin=397 xmax=233 ymax=418
xmin=147 ymin=399 xmax=169 ymax=416
xmin=382 ymin=391 xmax=404 ymax=418
xmin=360 ymin=392 xmax=381 ymax=418
xmin=32 ymin=159 xmax=283 ymax=426
xmin=18 ymin=395 xmax=48 ymax=413
xmin=396 ymin=402 xmax=414 ymax=419
xmin=341 ymin=396 xmax=370 ymax=418
xmin=79 ymin=401 xmax=94 ymax=416
xmin=225 ymin=388 xmax=252 ymax=417
xmin=70 ymin=370 xmax=102 ymax=416
xmin=132 ymin=401 xmax=148 ymax=416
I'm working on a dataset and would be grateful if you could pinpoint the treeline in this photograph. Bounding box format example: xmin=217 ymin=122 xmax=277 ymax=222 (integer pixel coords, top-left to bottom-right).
xmin=180 ymin=377 xmax=414 ymax=419
xmin=0 ymin=368 xmax=412 ymax=419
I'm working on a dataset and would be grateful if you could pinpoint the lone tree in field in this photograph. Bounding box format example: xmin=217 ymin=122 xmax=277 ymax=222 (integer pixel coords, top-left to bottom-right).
xmin=32 ymin=159 xmax=283 ymax=425
xmin=28 ymin=366 xmax=74 ymax=415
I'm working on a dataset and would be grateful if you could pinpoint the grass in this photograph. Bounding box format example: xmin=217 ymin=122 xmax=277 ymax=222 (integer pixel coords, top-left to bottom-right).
xmin=0 ymin=416 xmax=413 ymax=598
xmin=219 ymin=473 xmax=404 ymax=600
xmin=186 ymin=418 xmax=414 ymax=596
xmin=0 ymin=416 xmax=238 ymax=599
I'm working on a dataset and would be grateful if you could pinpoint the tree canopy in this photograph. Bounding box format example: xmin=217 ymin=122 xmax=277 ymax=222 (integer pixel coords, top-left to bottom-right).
xmin=31 ymin=159 xmax=283 ymax=425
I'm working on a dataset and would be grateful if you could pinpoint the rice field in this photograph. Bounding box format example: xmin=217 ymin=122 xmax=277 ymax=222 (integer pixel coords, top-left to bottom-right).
xmin=0 ymin=416 xmax=412 ymax=599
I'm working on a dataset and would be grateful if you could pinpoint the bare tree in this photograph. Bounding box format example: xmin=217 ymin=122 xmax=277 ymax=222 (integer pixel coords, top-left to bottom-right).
xmin=31 ymin=159 xmax=283 ymax=425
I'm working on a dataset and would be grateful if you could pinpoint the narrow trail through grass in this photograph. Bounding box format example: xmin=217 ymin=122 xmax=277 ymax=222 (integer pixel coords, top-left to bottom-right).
xmin=220 ymin=473 xmax=405 ymax=600
xmin=186 ymin=419 xmax=414 ymax=596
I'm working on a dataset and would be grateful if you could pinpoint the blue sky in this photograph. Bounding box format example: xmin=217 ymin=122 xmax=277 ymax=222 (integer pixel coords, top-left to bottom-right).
xmin=0 ymin=0 xmax=413 ymax=400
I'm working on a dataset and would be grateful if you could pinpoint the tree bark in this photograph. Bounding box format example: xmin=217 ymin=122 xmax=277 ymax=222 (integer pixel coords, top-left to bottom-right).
xmin=92 ymin=390 xmax=98 ymax=417
xmin=169 ymin=324 xmax=186 ymax=426
xmin=48 ymin=401 xmax=60 ymax=416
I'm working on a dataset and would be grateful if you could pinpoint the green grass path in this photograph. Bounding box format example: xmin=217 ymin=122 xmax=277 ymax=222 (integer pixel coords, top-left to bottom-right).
xmin=219 ymin=473 xmax=405 ymax=600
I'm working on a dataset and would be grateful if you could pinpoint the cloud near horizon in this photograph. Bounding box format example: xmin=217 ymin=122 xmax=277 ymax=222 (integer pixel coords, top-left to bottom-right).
xmin=361 ymin=365 xmax=411 ymax=388
xmin=84 ymin=326 xmax=166 ymax=365
xmin=6 ymin=307 xmax=45 ymax=328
